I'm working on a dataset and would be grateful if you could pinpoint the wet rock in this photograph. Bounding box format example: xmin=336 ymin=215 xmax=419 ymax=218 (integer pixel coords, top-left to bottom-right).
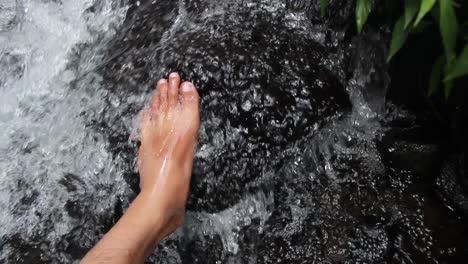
xmin=0 ymin=52 xmax=25 ymax=88
xmin=0 ymin=1 xmax=20 ymax=32
xmin=2 ymin=234 xmax=45 ymax=264
xmin=2 ymin=0 xmax=466 ymax=263
xmin=436 ymin=154 xmax=468 ymax=214
xmin=58 ymin=173 xmax=86 ymax=193
xmin=96 ymin=0 xmax=352 ymax=212
xmin=347 ymin=34 xmax=390 ymax=114
xmin=382 ymin=140 xmax=440 ymax=177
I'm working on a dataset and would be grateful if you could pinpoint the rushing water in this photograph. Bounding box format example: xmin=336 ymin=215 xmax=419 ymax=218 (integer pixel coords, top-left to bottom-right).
xmin=0 ymin=0 xmax=466 ymax=263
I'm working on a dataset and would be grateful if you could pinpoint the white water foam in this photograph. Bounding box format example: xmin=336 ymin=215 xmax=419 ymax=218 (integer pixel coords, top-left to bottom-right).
xmin=1 ymin=1 xmax=276 ymax=261
xmin=0 ymin=0 xmax=128 ymax=260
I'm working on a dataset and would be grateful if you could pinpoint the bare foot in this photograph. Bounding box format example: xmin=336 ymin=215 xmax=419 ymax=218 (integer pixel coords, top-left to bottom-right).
xmin=138 ymin=72 xmax=200 ymax=237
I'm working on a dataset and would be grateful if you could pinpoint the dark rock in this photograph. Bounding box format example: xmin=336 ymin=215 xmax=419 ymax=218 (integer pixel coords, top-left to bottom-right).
xmin=436 ymin=154 xmax=468 ymax=214
xmin=95 ymin=0 xmax=353 ymax=212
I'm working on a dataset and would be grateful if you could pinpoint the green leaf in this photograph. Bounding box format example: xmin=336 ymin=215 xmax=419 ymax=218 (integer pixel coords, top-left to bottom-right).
xmin=414 ymin=0 xmax=436 ymax=26
xmin=440 ymin=0 xmax=458 ymax=59
xmin=387 ymin=16 xmax=408 ymax=62
xmin=356 ymin=0 xmax=372 ymax=33
xmin=320 ymin=0 xmax=329 ymax=16
xmin=443 ymin=57 xmax=456 ymax=99
xmin=404 ymin=0 xmax=420 ymax=28
xmin=445 ymin=45 xmax=468 ymax=81
xmin=428 ymin=54 xmax=445 ymax=96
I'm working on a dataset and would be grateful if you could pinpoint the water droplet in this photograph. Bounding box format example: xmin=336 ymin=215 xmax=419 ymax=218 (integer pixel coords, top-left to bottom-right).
xmin=241 ymin=100 xmax=252 ymax=112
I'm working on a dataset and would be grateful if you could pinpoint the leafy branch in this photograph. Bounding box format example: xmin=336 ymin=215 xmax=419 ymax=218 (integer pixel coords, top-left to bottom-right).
xmin=320 ymin=0 xmax=467 ymax=98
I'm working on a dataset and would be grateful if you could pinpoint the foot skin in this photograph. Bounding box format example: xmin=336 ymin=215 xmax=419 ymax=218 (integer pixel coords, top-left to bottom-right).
xmin=80 ymin=74 xmax=199 ymax=264
xmin=138 ymin=72 xmax=200 ymax=237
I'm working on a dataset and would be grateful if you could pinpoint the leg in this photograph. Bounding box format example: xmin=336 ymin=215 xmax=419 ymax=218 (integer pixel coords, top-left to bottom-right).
xmin=81 ymin=72 xmax=200 ymax=264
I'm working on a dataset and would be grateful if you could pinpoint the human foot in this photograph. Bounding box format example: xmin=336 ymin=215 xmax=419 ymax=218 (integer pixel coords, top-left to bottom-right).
xmin=81 ymin=73 xmax=199 ymax=263
xmin=138 ymin=72 xmax=200 ymax=235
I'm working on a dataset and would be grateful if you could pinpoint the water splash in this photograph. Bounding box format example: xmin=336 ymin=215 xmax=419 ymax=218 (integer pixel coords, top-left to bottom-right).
xmin=181 ymin=191 xmax=273 ymax=254
xmin=0 ymin=0 xmax=128 ymax=262
xmin=0 ymin=0 xmax=465 ymax=263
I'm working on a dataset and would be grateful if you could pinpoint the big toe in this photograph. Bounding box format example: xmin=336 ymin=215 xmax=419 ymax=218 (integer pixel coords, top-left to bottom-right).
xmin=179 ymin=81 xmax=200 ymax=136
xmin=180 ymin=82 xmax=199 ymax=109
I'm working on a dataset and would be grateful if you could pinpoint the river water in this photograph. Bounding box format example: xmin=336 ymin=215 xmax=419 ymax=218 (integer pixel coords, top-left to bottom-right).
xmin=0 ymin=0 xmax=466 ymax=263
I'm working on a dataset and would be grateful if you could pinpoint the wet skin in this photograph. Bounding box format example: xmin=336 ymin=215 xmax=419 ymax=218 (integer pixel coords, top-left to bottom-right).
xmin=81 ymin=72 xmax=200 ymax=264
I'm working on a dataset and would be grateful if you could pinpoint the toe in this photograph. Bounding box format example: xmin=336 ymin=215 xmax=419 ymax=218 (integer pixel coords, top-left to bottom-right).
xmin=139 ymin=109 xmax=152 ymax=139
xmin=180 ymin=81 xmax=200 ymax=137
xmin=157 ymin=78 xmax=169 ymax=112
xmin=180 ymin=81 xmax=199 ymax=107
xmin=168 ymin=72 xmax=180 ymax=108
xmin=151 ymin=88 xmax=160 ymax=111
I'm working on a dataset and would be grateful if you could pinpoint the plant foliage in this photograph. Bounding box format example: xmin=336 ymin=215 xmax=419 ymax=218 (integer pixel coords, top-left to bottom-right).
xmin=356 ymin=0 xmax=372 ymax=33
xmin=320 ymin=0 xmax=467 ymax=98
xmin=414 ymin=0 xmax=436 ymax=26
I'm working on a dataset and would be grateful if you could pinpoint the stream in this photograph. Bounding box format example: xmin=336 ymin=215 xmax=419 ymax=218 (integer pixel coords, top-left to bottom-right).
xmin=0 ymin=0 xmax=466 ymax=263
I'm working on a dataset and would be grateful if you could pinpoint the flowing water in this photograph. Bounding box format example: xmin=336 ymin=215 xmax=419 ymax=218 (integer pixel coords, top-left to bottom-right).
xmin=0 ymin=0 xmax=466 ymax=263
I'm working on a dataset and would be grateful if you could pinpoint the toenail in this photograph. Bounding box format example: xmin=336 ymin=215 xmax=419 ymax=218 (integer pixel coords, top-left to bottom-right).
xmin=169 ymin=72 xmax=178 ymax=78
xmin=181 ymin=82 xmax=194 ymax=92
xmin=158 ymin=79 xmax=167 ymax=84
